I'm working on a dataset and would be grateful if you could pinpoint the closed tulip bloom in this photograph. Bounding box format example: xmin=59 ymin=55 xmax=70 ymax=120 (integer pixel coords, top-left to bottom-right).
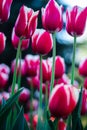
xmin=84 ymin=78 xmax=87 ymax=89
xmin=58 ymin=119 xmax=66 ymax=130
xmin=66 ymin=6 xmax=87 ymax=36
xmin=0 ymin=32 xmax=6 ymax=54
xmin=25 ymin=54 xmax=39 ymax=77
xmin=14 ymin=5 xmax=39 ymax=38
xmin=0 ymin=63 xmax=10 ymax=74
xmin=11 ymin=28 xmax=30 ymax=50
xmin=32 ymin=29 xmax=53 ymax=55
xmin=49 ymin=83 xmax=79 ymax=118
xmin=42 ymin=0 xmax=63 ymax=32
xmin=0 ymin=0 xmax=13 ymax=22
xmin=78 ymin=58 xmax=87 ymax=77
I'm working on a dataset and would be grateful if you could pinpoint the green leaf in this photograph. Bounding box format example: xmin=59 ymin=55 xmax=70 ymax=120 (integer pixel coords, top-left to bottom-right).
xmin=66 ymin=115 xmax=72 ymax=130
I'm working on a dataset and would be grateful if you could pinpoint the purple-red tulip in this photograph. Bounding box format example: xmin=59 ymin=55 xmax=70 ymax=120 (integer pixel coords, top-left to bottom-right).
xmin=32 ymin=29 xmax=53 ymax=55
xmin=11 ymin=59 xmax=27 ymax=76
xmin=0 ymin=32 xmax=6 ymax=54
xmin=42 ymin=0 xmax=63 ymax=32
xmin=78 ymin=58 xmax=87 ymax=77
xmin=58 ymin=119 xmax=66 ymax=130
xmin=84 ymin=78 xmax=87 ymax=89
xmin=0 ymin=0 xmax=13 ymax=22
xmin=49 ymin=83 xmax=79 ymax=118
xmin=14 ymin=5 xmax=39 ymax=38
xmin=11 ymin=28 xmax=30 ymax=50
xmin=66 ymin=6 xmax=87 ymax=36
xmin=57 ymin=74 xmax=69 ymax=85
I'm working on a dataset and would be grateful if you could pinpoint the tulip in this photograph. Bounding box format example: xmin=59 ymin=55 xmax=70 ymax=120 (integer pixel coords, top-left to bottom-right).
xmin=42 ymin=0 xmax=63 ymax=32
xmin=0 ymin=0 xmax=13 ymax=22
xmin=32 ymin=29 xmax=53 ymax=55
xmin=0 ymin=63 xmax=10 ymax=74
xmin=11 ymin=28 xmax=30 ymax=50
xmin=11 ymin=59 xmax=27 ymax=76
xmin=57 ymin=74 xmax=69 ymax=85
xmin=49 ymin=83 xmax=79 ymax=118
xmin=14 ymin=5 xmax=39 ymax=38
xmin=19 ymin=88 xmax=30 ymax=105
xmin=84 ymin=78 xmax=87 ymax=89
xmin=24 ymin=113 xmax=30 ymax=122
xmin=0 ymin=32 xmax=6 ymax=54
xmin=78 ymin=58 xmax=87 ymax=77
xmin=66 ymin=6 xmax=87 ymax=36
xmin=81 ymin=88 xmax=87 ymax=115
xmin=58 ymin=119 xmax=66 ymax=130
xmin=25 ymin=54 xmax=39 ymax=77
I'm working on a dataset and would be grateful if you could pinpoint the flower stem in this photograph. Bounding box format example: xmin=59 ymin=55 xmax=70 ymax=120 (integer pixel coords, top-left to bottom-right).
xmin=50 ymin=32 xmax=56 ymax=92
xmin=11 ymin=37 xmax=22 ymax=96
xmin=71 ymin=35 xmax=76 ymax=85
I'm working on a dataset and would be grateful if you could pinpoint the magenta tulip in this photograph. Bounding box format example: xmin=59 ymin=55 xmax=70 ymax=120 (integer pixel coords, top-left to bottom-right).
xmin=0 ymin=0 xmax=13 ymax=22
xmin=42 ymin=0 xmax=63 ymax=32
xmin=79 ymin=58 xmax=87 ymax=77
xmin=49 ymin=83 xmax=79 ymax=118
xmin=11 ymin=28 xmax=30 ymax=50
xmin=66 ymin=6 xmax=87 ymax=36
xmin=14 ymin=5 xmax=39 ymax=38
xmin=0 ymin=32 xmax=6 ymax=54
xmin=32 ymin=29 xmax=53 ymax=55
xmin=84 ymin=78 xmax=87 ymax=89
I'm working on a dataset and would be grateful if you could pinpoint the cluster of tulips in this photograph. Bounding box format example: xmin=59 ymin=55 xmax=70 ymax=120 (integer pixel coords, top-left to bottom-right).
xmin=0 ymin=0 xmax=87 ymax=130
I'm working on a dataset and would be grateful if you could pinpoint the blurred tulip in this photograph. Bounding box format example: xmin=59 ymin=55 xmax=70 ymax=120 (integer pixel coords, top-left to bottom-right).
xmin=11 ymin=59 xmax=27 ymax=76
xmin=58 ymin=118 xmax=66 ymax=130
xmin=0 ymin=0 xmax=13 ymax=22
xmin=81 ymin=88 xmax=87 ymax=115
xmin=78 ymin=58 xmax=87 ymax=77
xmin=32 ymin=115 xmax=38 ymax=130
xmin=49 ymin=83 xmax=79 ymax=118
xmin=24 ymin=113 xmax=30 ymax=122
xmin=66 ymin=6 xmax=87 ymax=36
xmin=32 ymin=29 xmax=53 ymax=55
xmin=0 ymin=63 xmax=10 ymax=74
xmin=57 ymin=74 xmax=69 ymax=85
xmin=84 ymin=77 xmax=87 ymax=89
xmin=42 ymin=0 xmax=63 ymax=32
xmin=0 ymin=32 xmax=6 ymax=54
xmin=14 ymin=5 xmax=39 ymax=38
xmin=11 ymin=28 xmax=30 ymax=50
xmin=25 ymin=55 xmax=39 ymax=77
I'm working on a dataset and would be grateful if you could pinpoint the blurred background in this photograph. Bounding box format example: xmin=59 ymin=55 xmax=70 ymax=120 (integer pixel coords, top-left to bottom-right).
xmin=0 ymin=0 xmax=87 ymax=85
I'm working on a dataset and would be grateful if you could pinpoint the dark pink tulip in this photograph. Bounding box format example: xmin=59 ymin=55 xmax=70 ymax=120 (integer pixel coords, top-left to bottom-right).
xmin=19 ymin=88 xmax=30 ymax=104
xmin=25 ymin=55 xmax=39 ymax=77
xmin=57 ymin=74 xmax=69 ymax=85
xmin=11 ymin=28 xmax=30 ymax=50
xmin=81 ymin=88 xmax=87 ymax=115
xmin=24 ymin=113 xmax=30 ymax=122
xmin=32 ymin=29 xmax=53 ymax=55
xmin=11 ymin=59 xmax=27 ymax=76
xmin=14 ymin=5 xmax=39 ymax=38
xmin=49 ymin=83 xmax=79 ymax=118
xmin=58 ymin=119 xmax=66 ymax=130
xmin=0 ymin=32 xmax=6 ymax=54
xmin=84 ymin=78 xmax=87 ymax=89
xmin=66 ymin=6 xmax=87 ymax=36
xmin=0 ymin=0 xmax=13 ymax=22
xmin=55 ymin=56 xmax=65 ymax=79
xmin=78 ymin=58 xmax=87 ymax=76
xmin=42 ymin=0 xmax=63 ymax=32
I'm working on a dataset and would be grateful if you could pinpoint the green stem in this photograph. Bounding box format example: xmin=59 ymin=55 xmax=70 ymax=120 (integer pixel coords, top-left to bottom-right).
xmin=50 ymin=33 xmax=56 ymax=92
xmin=17 ymin=50 xmax=22 ymax=90
xmin=44 ymin=82 xmax=48 ymax=119
xmin=71 ymin=35 xmax=76 ymax=85
xmin=11 ymin=37 xmax=22 ymax=96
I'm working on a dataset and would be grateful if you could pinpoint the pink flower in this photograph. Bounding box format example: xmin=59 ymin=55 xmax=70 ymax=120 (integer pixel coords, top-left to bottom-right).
xmin=49 ymin=83 xmax=79 ymax=118
xmin=0 ymin=0 xmax=13 ymax=22
xmin=84 ymin=78 xmax=87 ymax=89
xmin=78 ymin=58 xmax=87 ymax=77
xmin=32 ymin=29 xmax=53 ymax=55
xmin=66 ymin=6 xmax=87 ymax=36
xmin=14 ymin=5 xmax=39 ymax=38
xmin=0 ymin=32 xmax=6 ymax=54
xmin=42 ymin=0 xmax=63 ymax=32
xmin=11 ymin=28 xmax=30 ymax=50
xmin=58 ymin=119 xmax=66 ymax=130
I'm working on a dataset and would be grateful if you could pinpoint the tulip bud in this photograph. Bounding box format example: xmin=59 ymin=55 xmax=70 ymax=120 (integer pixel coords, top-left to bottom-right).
xmin=11 ymin=28 xmax=30 ymax=50
xmin=66 ymin=6 xmax=87 ymax=36
xmin=42 ymin=0 xmax=63 ymax=32
xmin=0 ymin=0 xmax=13 ymax=22
xmin=0 ymin=32 xmax=6 ymax=54
xmin=84 ymin=78 xmax=87 ymax=89
xmin=58 ymin=119 xmax=66 ymax=130
xmin=32 ymin=29 xmax=53 ymax=55
xmin=78 ymin=58 xmax=87 ymax=77
xmin=25 ymin=54 xmax=39 ymax=77
xmin=24 ymin=113 xmax=30 ymax=122
xmin=57 ymin=74 xmax=69 ymax=85
xmin=14 ymin=5 xmax=39 ymax=38
xmin=49 ymin=83 xmax=79 ymax=118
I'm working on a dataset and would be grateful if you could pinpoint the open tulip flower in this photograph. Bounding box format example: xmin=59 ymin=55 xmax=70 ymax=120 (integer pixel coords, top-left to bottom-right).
xmin=49 ymin=83 xmax=79 ymax=118
xmin=32 ymin=29 xmax=53 ymax=55
xmin=14 ymin=5 xmax=39 ymax=39
xmin=0 ymin=0 xmax=13 ymax=22
xmin=42 ymin=0 xmax=63 ymax=32
xmin=66 ymin=6 xmax=87 ymax=36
